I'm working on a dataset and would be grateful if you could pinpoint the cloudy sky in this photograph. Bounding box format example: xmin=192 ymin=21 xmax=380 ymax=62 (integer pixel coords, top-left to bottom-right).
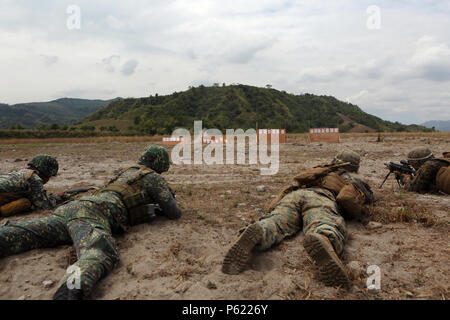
xmin=1 ymin=0 xmax=449 ymax=124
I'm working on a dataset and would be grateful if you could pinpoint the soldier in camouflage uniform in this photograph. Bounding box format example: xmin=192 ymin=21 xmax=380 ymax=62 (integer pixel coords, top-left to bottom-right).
xmin=222 ymin=151 xmax=374 ymax=288
xmin=398 ymin=147 xmax=450 ymax=193
xmin=0 ymin=154 xmax=59 ymax=214
xmin=0 ymin=145 xmax=181 ymax=300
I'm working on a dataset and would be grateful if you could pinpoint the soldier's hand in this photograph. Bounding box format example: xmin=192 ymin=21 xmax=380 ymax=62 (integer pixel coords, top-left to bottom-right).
xmin=169 ymin=186 xmax=176 ymax=198
xmin=395 ymin=173 xmax=411 ymax=184
xmin=49 ymin=193 xmax=63 ymax=203
xmin=49 ymin=192 xmax=71 ymax=204
xmin=357 ymin=207 xmax=371 ymax=226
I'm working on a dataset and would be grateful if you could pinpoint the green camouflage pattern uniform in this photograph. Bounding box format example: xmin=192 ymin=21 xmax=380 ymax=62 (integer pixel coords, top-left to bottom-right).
xmin=0 ymin=166 xmax=181 ymax=297
xmin=255 ymin=172 xmax=372 ymax=256
xmin=0 ymin=169 xmax=57 ymax=210
xmin=403 ymin=159 xmax=450 ymax=193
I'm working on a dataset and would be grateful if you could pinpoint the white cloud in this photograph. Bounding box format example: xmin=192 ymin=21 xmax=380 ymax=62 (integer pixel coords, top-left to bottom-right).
xmin=0 ymin=0 xmax=449 ymax=124
xmin=106 ymin=14 xmax=126 ymax=30
xmin=102 ymin=55 xmax=121 ymax=72
xmin=40 ymin=54 xmax=59 ymax=66
xmin=409 ymin=35 xmax=450 ymax=81
xmin=121 ymin=59 xmax=139 ymax=76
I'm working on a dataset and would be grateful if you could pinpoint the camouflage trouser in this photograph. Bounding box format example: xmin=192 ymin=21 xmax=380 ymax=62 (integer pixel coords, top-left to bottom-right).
xmin=255 ymin=188 xmax=347 ymax=256
xmin=0 ymin=200 xmax=119 ymax=297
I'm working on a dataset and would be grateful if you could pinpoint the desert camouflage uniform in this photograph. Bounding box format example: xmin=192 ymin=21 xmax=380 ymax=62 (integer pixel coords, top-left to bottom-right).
xmin=0 ymin=167 xmax=181 ymax=298
xmin=255 ymin=172 xmax=372 ymax=255
xmin=402 ymin=159 xmax=450 ymax=193
xmin=0 ymin=169 xmax=57 ymax=210
xmin=223 ymin=151 xmax=372 ymax=286
xmin=256 ymin=188 xmax=346 ymax=254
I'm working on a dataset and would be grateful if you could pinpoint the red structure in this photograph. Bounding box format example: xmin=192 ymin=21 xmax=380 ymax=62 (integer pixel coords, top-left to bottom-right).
xmin=308 ymin=128 xmax=340 ymax=143
xmin=162 ymin=129 xmax=287 ymax=145
xmin=258 ymin=129 xmax=287 ymax=144
xmin=162 ymin=136 xmax=190 ymax=145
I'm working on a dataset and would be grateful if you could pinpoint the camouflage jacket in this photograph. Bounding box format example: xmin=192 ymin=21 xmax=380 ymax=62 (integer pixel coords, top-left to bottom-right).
xmin=78 ymin=166 xmax=181 ymax=232
xmin=0 ymin=169 xmax=57 ymax=210
xmin=402 ymin=159 xmax=450 ymax=193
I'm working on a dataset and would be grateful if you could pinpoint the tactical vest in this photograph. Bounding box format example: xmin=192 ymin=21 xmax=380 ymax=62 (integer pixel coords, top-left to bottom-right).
xmin=267 ymin=163 xmax=351 ymax=212
xmin=435 ymin=158 xmax=450 ymax=194
xmin=0 ymin=169 xmax=35 ymax=216
xmin=96 ymin=166 xmax=156 ymax=226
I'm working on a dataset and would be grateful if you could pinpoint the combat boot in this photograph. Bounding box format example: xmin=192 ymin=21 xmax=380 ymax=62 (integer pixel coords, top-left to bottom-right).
xmin=53 ymin=282 xmax=83 ymax=300
xmin=222 ymin=223 xmax=263 ymax=275
xmin=303 ymin=233 xmax=350 ymax=288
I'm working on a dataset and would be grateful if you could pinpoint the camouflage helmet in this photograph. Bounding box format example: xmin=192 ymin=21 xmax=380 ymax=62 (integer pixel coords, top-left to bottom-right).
xmin=28 ymin=154 xmax=59 ymax=178
xmin=138 ymin=145 xmax=170 ymax=173
xmin=332 ymin=150 xmax=360 ymax=172
xmin=407 ymin=147 xmax=434 ymax=170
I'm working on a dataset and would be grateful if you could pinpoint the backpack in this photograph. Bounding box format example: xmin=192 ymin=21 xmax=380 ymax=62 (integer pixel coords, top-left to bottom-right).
xmin=267 ymin=162 xmax=350 ymax=212
xmin=436 ymin=160 xmax=450 ymax=194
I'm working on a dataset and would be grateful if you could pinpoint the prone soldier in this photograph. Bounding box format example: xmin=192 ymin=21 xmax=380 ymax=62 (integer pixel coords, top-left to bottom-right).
xmin=0 ymin=145 xmax=182 ymax=300
xmin=222 ymin=151 xmax=374 ymax=288
xmin=397 ymin=147 xmax=450 ymax=194
xmin=0 ymin=154 xmax=59 ymax=217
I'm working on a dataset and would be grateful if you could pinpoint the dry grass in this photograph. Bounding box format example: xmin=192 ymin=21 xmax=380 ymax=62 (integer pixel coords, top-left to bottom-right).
xmin=167 ymin=242 xmax=182 ymax=258
xmin=370 ymin=190 xmax=436 ymax=227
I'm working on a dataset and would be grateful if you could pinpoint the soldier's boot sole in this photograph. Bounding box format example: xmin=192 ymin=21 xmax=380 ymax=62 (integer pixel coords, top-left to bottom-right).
xmin=53 ymin=282 xmax=83 ymax=300
xmin=303 ymin=233 xmax=350 ymax=288
xmin=222 ymin=223 xmax=263 ymax=275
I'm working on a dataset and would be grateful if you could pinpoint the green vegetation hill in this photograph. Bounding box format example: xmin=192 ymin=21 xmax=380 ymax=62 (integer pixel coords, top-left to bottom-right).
xmin=81 ymin=84 xmax=431 ymax=134
xmin=0 ymin=98 xmax=114 ymax=129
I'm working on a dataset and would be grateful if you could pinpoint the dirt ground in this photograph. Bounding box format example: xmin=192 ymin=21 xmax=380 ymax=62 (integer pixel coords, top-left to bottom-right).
xmin=0 ymin=133 xmax=449 ymax=300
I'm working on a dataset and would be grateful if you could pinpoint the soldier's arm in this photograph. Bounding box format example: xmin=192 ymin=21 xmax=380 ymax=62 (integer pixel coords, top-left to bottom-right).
xmin=145 ymin=173 xmax=182 ymax=219
xmin=403 ymin=160 xmax=442 ymax=193
xmin=336 ymin=174 xmax=374 ymax=221
xmin=27 ymin=174 xmax=57 ymax=210
xmin=397 ymin=173 xmax=412 ymax=185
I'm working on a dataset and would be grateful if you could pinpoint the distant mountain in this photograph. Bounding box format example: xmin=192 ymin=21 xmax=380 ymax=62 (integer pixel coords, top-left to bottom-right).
xmin=0 ymin=98 xmax=115 ymax=129
xmin=82 ymin=84 xmax=430 ymax=134
xmin=421 ymin=120 xmax=450 ymax=132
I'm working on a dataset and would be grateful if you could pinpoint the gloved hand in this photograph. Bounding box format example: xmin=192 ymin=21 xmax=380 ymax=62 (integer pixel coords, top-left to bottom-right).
xmin=168 ymin=186 xmax=176 ymax=198
xmin=395 ymin=173 xmax=411 ymax=185
xmin=49 ymin=192 xmax=70 ymax=204
xmin=357 ymin=207 xmax=372 ymax=226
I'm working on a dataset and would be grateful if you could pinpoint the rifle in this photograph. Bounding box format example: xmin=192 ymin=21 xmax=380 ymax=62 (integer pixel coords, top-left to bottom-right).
xmin=51 ymin=187 xmax=98 ymax=205
xmin=379 ymin=160 xmax=416 ymax=188
xmin=63 ymin=187 xmax=97 ymax=198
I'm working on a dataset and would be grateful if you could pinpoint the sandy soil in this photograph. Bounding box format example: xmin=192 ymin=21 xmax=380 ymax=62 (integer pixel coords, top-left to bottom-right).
xmin=0 ymin=133 xmax=449 ymax=300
